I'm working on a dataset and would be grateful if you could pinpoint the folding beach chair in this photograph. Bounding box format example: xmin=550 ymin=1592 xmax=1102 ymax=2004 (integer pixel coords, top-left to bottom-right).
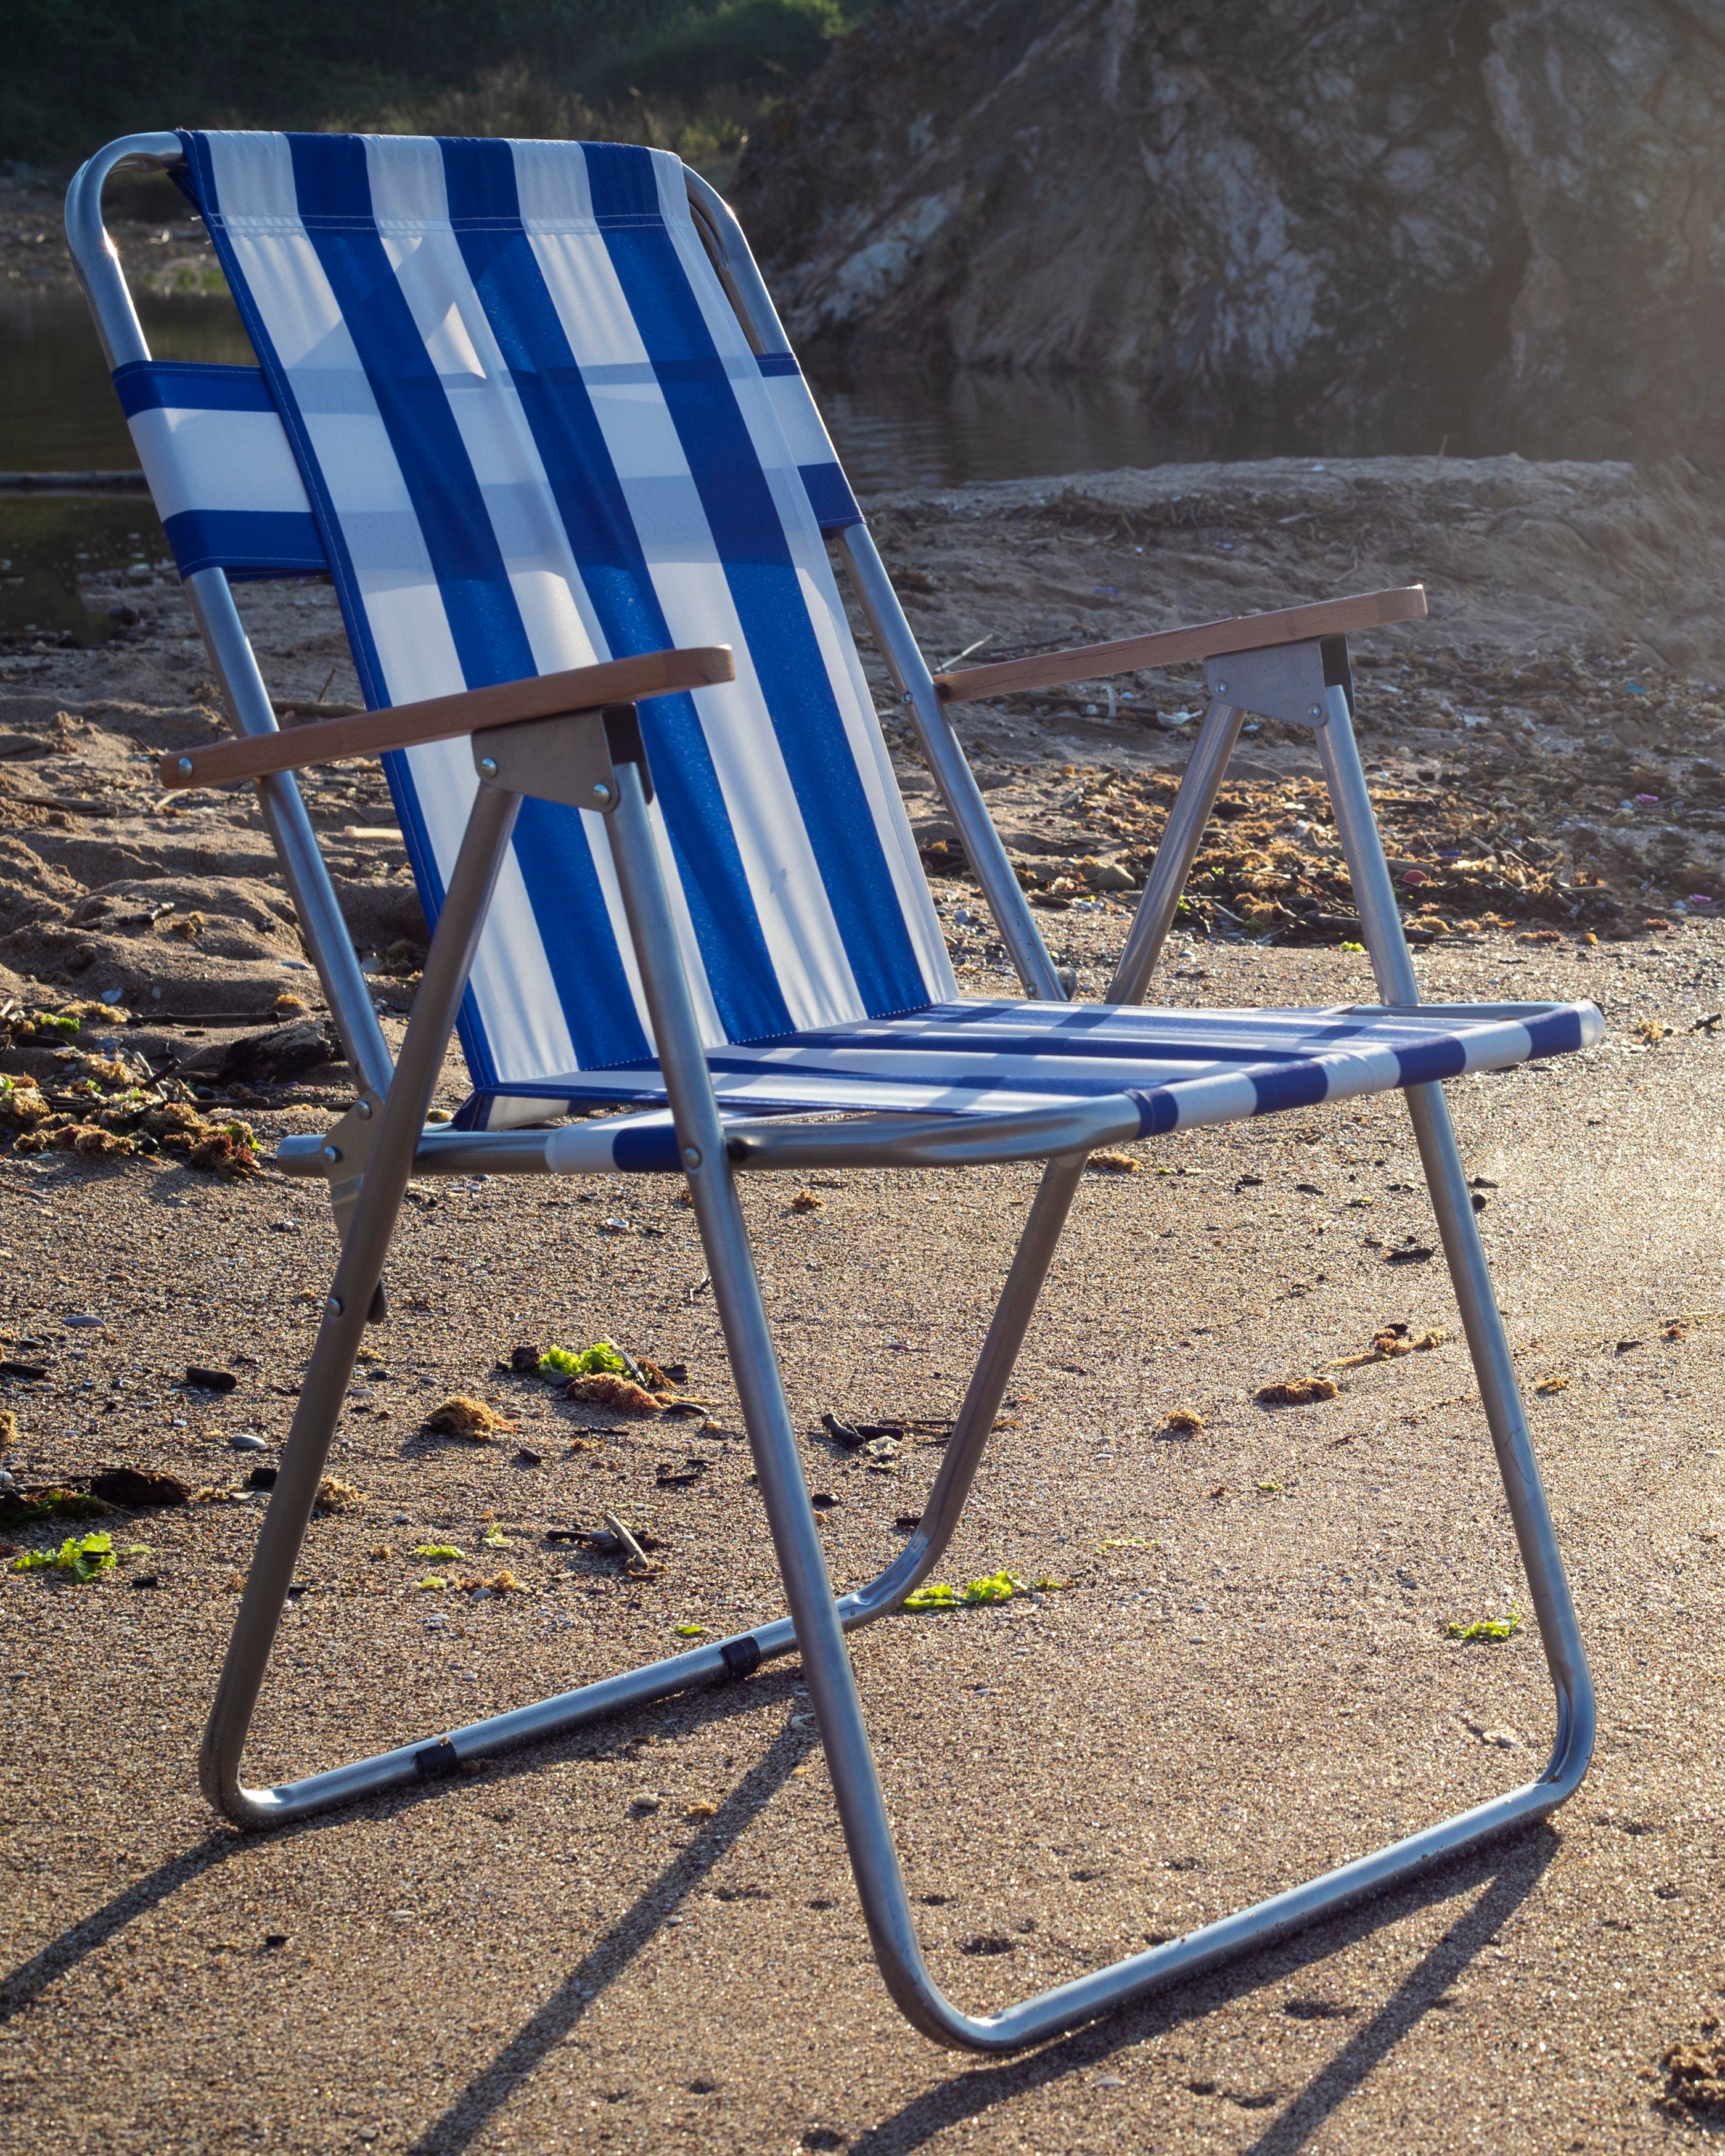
xmin=68 ymin=129 xmax=1599 ymax=2052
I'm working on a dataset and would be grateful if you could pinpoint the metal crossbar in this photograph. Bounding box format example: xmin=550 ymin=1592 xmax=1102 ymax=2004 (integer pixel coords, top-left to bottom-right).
xmin=67 ymin=134 xmax=1594 ymax=2054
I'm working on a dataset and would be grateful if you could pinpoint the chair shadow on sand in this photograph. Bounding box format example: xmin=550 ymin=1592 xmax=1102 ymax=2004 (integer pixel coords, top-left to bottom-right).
xmin=1 ymin=1667 xmax=1555 ymax=2156
xmin=410 ymin=1782 xmax=1558 ymax=2156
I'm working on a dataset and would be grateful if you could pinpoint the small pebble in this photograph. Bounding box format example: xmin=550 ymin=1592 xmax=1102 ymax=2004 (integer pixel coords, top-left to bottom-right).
xmin=229 ymin=1432 xmax=267 ymax=1452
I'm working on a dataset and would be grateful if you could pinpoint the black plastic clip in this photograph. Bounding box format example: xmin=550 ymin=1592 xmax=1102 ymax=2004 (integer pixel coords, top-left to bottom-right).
xmin=414 ymin=1737 xmax=462 ymax=1781
xmin=718 ymin=1635 xmax=761 ymax=1682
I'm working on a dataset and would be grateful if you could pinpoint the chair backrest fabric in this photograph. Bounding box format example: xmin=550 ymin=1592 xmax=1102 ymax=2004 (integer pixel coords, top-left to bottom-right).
xmin=147 ymin=130 xmax=956 ymax=1115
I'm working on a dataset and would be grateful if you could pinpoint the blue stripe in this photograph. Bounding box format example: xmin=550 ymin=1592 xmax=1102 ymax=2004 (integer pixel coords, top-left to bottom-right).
xmin=756 ymin=353 xmax=801 ymax=378
xmin=583 ymin=143 xmax=930 ymax=1021
xmin=582 ymin=143 xmax=663 ymax=222
xmin=1392 ymin=1034 xmax=1469 ymax=1086
xmin=113 ymin=360 xmax=269 ymax=417
xmin=798 ymin=461 xmax=863 ymax=533
xmin=1522 ymin=1008 xmax=1585 ymax=1058
xmin=161 ymin=508 xmax=327 ymax=579
xmin=285 ymin=135 xmax=538 ymax=696
xmin=1129 ymin=1087 xmax=1179 ymax=1137
xmin=438 ymin=134 xmax=789 ymax=1058
xmin=612 ymin=1119 xmax=686 ymax=1172
xmin=774 ymin=1021 xmax=1385 ymax=1067
xmin=1246 ymin=1061 xmax=1334 ymax=1116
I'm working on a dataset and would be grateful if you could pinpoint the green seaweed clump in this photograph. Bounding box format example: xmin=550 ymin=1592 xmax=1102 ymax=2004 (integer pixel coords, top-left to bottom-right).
xmin=904 ymin=1570 xmax=1029 ymax=1611
xmin=10 ymin=1531 xmax=116 ymax=1582
xmin=1445 ymin=1609 xmax=1523 ymax=1643
xmin=538 ymin=1341 xmax=631 ymax=1381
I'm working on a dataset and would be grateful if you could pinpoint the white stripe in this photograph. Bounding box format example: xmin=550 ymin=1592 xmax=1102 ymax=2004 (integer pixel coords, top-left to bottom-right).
xmin=758 ymin=373 xmax=842 ymax=470
xmin=512 ymin=137 xmax=596 ymax=229
xmin=399 ymin=739 xmax=580 ymax=1082
xmin=126 ymin=406 xmax=311 ymax=521
xmin=202 ymin=130 xmax=300 ymax=227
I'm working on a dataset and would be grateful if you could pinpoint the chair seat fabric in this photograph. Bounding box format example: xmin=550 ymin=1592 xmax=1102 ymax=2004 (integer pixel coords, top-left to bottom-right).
xmin=471 ymin=996 xmax=1603 ymax=1145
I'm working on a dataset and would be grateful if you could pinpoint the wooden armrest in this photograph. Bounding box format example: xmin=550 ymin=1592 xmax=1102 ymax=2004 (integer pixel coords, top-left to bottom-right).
xmin=158 ymin=645 xmax=735 ymax=790
xmin=932 ymin=587 xmax=1425 ymax=705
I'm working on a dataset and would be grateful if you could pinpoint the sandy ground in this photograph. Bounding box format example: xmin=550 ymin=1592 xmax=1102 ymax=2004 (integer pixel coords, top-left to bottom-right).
xmin=0 ymin=475 xmax=1723 ymax=2151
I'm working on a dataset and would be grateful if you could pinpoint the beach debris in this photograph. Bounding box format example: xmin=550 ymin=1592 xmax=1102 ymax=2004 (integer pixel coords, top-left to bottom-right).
xmin=1633 ymin=1018 xmax=1673 ymax=1046
xmin=509 ymin=1343 xmax=544 ymax=1373
xmin=655 ymin=1457 xmax=709 ymax=1487
xmin=674 ymin=1623 xmax=707 ymax=1638
xmin=1160 ymin=1408 xmax=1204 ymax=1436
xmin=514 ymin=1446 xmax=543 ymax=1467
xmin=248 ymin=1465 xmax=278 ymax=1490
xmin=314 ymin=1476 xmax=362 ymax=1513
xmin=228 ymin=1431 xmax=266 ymax=1452
xmin=1256 ymin=1376 xmax=1341 ymax=1407
xmin=1330 ymin=1323 xmax=1447 ymax=1369
xmin=563 ymin=1371 xmax=663 ymax=1414
xmin=603 ymin=1511 xmax=660 ymax=1577
xmin=1660 ymin=2031 xmax=1725 ymax=2117
xmin=1086 ymin=1150 xmax=1139 ymax=1174
xmin=789 ymin=1188 xmax=824 ymax=1212
xmin=417 ymin=1575 xmax=449 ymax=1591
xmin=274 ymin=993 xmax=308 ymax=1016
xmin=0 ymin=1484 xmax=110 ymax=1530
xmin=1385 ymin=1238 xmax=1436 ymax=1265
xmin=893 ymin=1513 xmax=922 ymax=1532
xmin=412 ymin=1545 xmax=465 ymax=1562
xmin=821 ymin=1411 xmax=906 ymax=1448
xmin=219 ymin=1019 xmax=339 ymax=1085
xmin=184 ymin=1366 xmax=237 ymax=1394
xmin=538 ymin=1340 xmax=703 ymax=1415
xmin=88 ymin=1467 xmax=189 ymax=1509
xmin=457 ymin=1570 xmax=527 ymax=1596
xmin=10 ymin=1530 xmax=116 ymax=1582
xmin=1533 ymin=1374 xmax=1570 ymax=1395
xmin=1445 ymin=1609 xmax=1523 ymax=1643
xmin=422 ymin=1396 xmax=515 ymax=1440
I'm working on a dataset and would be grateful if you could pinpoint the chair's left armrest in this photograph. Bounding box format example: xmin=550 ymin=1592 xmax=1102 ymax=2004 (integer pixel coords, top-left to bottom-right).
xmin=158 ymin=646 xmax=735 ymax=789
xmin=931 ymin=587 xmax=1425 ymax=706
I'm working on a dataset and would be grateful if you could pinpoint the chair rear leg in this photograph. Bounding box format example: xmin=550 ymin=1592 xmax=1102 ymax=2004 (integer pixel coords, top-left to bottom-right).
xmin=200 ymin=783 xmax=523 ymax=1821
xmin=793 ymin=693 xmax=1253 ymax=1617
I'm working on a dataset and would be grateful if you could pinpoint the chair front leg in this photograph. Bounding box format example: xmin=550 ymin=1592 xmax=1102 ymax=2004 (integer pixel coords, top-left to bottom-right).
xmin=1316 ymin=676 xmax=1594 ymax=1792
xmin=200 ymin=782 xmax=523 ymax=1823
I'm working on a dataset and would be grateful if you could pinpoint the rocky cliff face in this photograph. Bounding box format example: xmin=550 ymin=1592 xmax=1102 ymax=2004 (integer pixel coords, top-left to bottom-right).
xmin=732 ymin=0 xmax=1725 ymax=461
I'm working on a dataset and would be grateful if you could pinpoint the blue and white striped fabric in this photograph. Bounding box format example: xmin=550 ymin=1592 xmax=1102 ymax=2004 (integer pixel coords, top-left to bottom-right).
xmin=513 ymin=1000 xmax=1605 ymax=1161
xmin=165 ymin=129 xmax=932 ymax=1127
xmin=113 ymin=361 xmax=327 ymax=579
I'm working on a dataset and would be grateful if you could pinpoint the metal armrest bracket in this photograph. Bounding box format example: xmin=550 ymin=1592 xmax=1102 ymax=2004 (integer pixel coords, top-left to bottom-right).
xmin=1203 ymin=635 xmax=1352 ymax=730
xmin=472 ymin=701 xmax=649 ymax=812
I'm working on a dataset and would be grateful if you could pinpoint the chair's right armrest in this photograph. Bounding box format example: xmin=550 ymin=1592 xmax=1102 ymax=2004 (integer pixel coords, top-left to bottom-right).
xmin=158 ymin=646 xmax=734 ymax=789
xmin=931 ymin=587 xmax=1425 ymax=706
